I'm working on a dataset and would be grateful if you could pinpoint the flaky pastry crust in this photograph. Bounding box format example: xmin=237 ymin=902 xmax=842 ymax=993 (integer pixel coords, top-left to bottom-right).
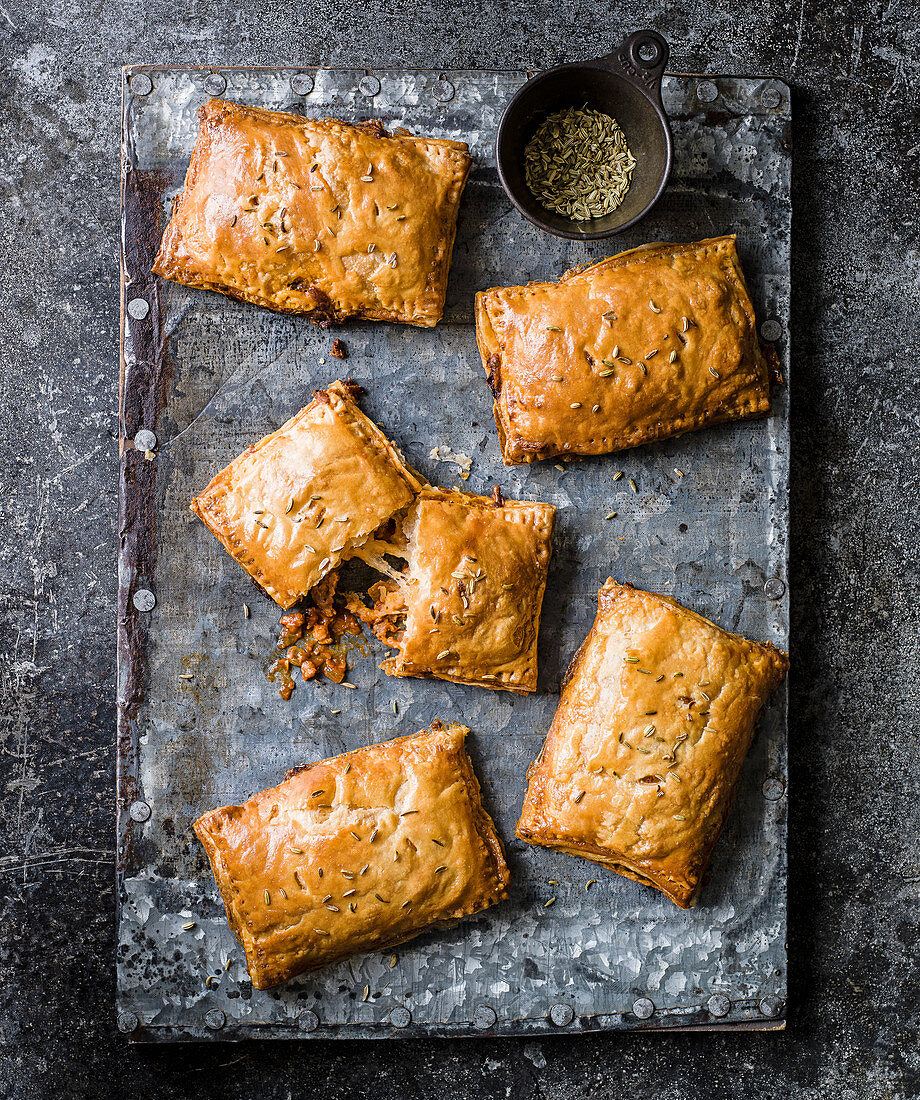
xmin=516 ymin=581 xmax=789 ymax=907
xmin=476 ymin=236 xmax=773 ymax=463
xmin=153 ymin=98 xmax=472 ymax=326
xmin=193 ymin=722 xmax=510 ymax=988
xmin=372 ymin=488 xmax=556 ymax=693
xmin=190 ymin=380 xmax=423 ymax=608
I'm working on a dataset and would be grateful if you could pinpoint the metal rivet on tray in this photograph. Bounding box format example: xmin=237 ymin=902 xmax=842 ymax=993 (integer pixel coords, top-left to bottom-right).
xmin=291 ymin=73 xmax=315 ymax=96
xmin=205 ymin=1008 xmax=226 ymax=1030
xmin=707 ymin=993 xmax=731 ymax=1018
xmin=760 ymin=318 xmax=783 ymax=342
xmin=549 ymin=1003 xmax=575 ymax=1027
xmin=472 ymin=1005 xmax=496 ymax=1030
xmin=761 ymin=87 xmax=782 ymax=110
xmin=763 ymin=578 xmax=786 ymax=601
xmin=632 ymin=997 xmax=655 ymax=1020
xmin=129 ymin=73 xmax=153 ymax=97
xmin=133 ymin=429 xmax=157 ymax=453
xmin=359 ymin=75 xmax=381 ymax=97
xmin=762 ymin=776 xmax=785 ymax=801
xmin=203 ymin=73 xmax=227 ymax=96
xmin=132 ymin=588 xmax=156 ymax=612
xmin=389 ymin=1006 xmax=411 ymax=1028
xmin=759 ymin=996 xmax=784 ymax=1018
xmin=128 ymin=800 xmax=151 ymax=823
xmin=127 ymin=297 xmax=150 ymax=320
xmin=298 ymin=1009 xmax=320 ymax=1032
xmin=117 ymin=1010 xmax=139 ymax=1033
xmin=696 ymin=80 xmax=718 ymax=103
xmin=432 ymin=78 xmax=455 ymax=103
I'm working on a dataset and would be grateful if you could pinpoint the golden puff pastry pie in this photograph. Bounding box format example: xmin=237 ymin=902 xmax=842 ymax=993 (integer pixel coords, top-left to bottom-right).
xmin=517 ymin=581 xmax=789 ymax=907
xmin=353 ymin=488 xmax=555 ymax=693
xmin=475 ymin=235 xmax=773 ymax=463
xmin=193 ymin=721 xmax=510 ymax=988
xmin=191 ymin=380 xmax=423 ymax=608
xmin=153 ymin=98 xmax=472 ymax=326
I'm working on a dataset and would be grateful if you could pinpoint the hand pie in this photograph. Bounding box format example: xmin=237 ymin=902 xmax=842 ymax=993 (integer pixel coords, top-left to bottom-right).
xmin=475 ymin=235 xmax=773 ymax=463
xmin=352 ymin=488 xmax=556 ymax=693
xmin=191 ymin=380 xmax=423 ymax=608
xmin=517 ymin=581 xmax=789 ymax=907
xmin=153 ymin=98 xmax=472 ymax=326
xmin=193 ymin=721 xmax=510 ymax=988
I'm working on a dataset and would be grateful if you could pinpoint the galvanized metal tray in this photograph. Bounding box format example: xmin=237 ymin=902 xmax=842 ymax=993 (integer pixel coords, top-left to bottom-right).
xmin=117 ymin=65 xmax=790 ymax=1041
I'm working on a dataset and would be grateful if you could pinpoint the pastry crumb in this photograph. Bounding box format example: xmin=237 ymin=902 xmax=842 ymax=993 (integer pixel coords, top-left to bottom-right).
xmin=430 ymin=445 xmax=472 ymax=480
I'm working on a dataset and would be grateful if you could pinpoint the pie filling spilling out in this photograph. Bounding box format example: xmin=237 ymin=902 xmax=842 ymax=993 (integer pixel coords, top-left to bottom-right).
xmin=266 ymin=569 xmax=364 ymax=698
xmin=516 ymin=580 xmax=789 ymax=907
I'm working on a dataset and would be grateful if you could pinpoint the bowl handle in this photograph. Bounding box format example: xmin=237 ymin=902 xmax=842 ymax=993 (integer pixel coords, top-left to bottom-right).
xmin=593 ymin=30 xmax=669 ymax=106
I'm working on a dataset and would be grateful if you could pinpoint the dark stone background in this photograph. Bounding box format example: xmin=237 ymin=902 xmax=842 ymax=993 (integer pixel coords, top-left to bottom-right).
xmin=1 ymin=2 xmax=918 ymax=1097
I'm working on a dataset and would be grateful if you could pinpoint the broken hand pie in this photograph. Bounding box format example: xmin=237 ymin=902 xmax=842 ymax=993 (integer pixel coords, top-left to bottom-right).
xmin=354 ymin=488 xmax=556 ymax=693
xmin=476 ymin=235 xmax=773 ymax=463
xmin=193 ymin=722 xmax=510 ymax=989
xmin=190 ymin=380 xmax=423 ymax=608
xmin=153 ymin=98 xmax=472 ymax=326
xmin=517 ymin=581 xmax=789 ymax=907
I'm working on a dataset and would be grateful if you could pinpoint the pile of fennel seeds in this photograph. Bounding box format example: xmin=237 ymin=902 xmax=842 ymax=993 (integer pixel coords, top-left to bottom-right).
xmin=524 ymin=105 xmax=637 ymax=220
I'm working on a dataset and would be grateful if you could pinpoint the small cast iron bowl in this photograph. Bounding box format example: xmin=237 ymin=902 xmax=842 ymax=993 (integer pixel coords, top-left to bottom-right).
xmin=496 ymin=30 xmax=673 ymax=240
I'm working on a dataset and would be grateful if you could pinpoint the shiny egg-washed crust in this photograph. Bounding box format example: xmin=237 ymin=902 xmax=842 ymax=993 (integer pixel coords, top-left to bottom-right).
xmin=382 ymin=489 xmax=556 ymax=693
xmin=153 ymin=98 xmax=472 ymax=326
xmin=516 ymin=581 xmax=789 ymax=907
xmin=475 ymin=236 xmax=773 ymax=463
xmin=193 ymin=722 xmax=511 ymax=989
xmin=190 ymin=380 xmax=424 ymax=608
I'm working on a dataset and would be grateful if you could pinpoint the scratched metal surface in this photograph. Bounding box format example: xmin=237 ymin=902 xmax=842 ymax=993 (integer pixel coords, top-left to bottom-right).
xmin=117 ymin=67 xmax=790 ymax=1041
